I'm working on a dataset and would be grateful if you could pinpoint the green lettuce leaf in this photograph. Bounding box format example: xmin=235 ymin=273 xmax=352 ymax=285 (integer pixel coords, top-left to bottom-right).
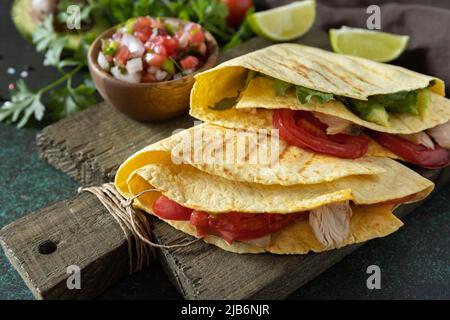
xmin=295 ymin=86 xmax=334 ymax=104
xmin=273 ymin=79 xmax=292 ymax=96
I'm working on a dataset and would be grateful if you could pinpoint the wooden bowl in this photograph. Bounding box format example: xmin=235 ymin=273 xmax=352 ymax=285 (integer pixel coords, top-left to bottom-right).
xmin=88 ymin=18 xmax=219 ymax=122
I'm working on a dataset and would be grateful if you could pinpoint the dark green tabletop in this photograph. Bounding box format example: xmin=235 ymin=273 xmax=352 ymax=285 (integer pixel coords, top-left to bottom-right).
xmin=1 ymin=0 xmax=449 ymax=300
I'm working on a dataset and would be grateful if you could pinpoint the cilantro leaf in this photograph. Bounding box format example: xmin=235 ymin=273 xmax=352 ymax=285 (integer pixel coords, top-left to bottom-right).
xmin=270 ymin=77 xmax=334 ymax=103
xmin=224 ymin=7 xmax=255 ymax=50
xmin=295 ymin=86 xmax=334 ymax=104
xmin=209 ymin=97 xmax=237 ymax=111
xmin=209 ymin=70 xmax=257 ymax=111
xmin=43 ymin=37 xmax=69 ymax=67
xmin=273 ymin=79 xmax=292 ymax=96
xmin=32 ymin=15 xmax=56 ymax=53
xmin=100 ymin=0 xmax=134 ymax=23
xmin=133 ymin=0 xmax=171 ymax=17
xmin=49 ymin=81 xmax=97 ymax=120
xmin=0 ymin=80 xmax=45 ymax=128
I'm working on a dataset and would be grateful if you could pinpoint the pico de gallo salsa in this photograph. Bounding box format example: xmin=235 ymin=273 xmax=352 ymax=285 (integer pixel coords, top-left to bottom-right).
xmin=97 ymin=16 xmax=209 ymax=83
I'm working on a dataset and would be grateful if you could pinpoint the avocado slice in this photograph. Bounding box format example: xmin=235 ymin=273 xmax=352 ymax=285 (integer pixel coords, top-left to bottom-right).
xmin=417 ymin=88 xmax=430 ymax=118
xmin=363 ymin=104 xmax=390 ymax=126
xmin=345 ymin=100 xmax=390 ymax=126
xmin=12 ymin=0 xmax=110 ymax=51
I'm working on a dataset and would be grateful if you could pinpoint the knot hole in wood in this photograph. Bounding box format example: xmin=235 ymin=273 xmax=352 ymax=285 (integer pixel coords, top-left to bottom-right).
xmin=38 ymin=240 xmax=58 ymax=255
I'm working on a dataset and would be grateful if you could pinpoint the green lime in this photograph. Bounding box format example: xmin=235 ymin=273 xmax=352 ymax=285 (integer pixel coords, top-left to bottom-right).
xmin=329 ymin=26 xmax=410 ymax=62
xmin=249 ymin=0 xmax=316 ymax=42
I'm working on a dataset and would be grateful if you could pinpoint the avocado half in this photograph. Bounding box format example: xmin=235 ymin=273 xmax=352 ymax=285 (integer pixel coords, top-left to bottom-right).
xmin=12 ymin=0 xmax=110 ymax=50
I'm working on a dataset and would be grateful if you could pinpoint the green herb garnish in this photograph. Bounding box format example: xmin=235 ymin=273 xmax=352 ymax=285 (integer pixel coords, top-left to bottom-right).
xmin=101 ymin=39 xmax=118 ymax=56
xmin=295 ymin=86 xmax=334 ymax=104
xmin=273 ymin=79 xmax=292 ymax=96
xmin=269 ymin=75 xmax=431 ymax=126
xmin=271 ymin=76 xmax=334 ymax=103
xmin=210 ymin=70 xmax=258 ymax=111
xmin=209 ymin=97 xmax=238 ymax=111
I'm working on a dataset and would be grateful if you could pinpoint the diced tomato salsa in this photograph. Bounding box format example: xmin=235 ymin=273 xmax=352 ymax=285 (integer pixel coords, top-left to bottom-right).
xmin=97 ymin=16 xmax=209 ymax=84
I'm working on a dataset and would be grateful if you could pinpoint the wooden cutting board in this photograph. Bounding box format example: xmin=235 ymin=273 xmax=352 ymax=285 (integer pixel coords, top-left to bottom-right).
xmin=1 ymin=29 xmax=449 ymax=300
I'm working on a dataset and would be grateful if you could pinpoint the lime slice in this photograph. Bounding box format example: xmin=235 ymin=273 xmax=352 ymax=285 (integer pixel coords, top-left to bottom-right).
xmin=249 ymin=0 xmax=316 ymax=41
xmin=329 ymin=26 xmax=410 ymax=62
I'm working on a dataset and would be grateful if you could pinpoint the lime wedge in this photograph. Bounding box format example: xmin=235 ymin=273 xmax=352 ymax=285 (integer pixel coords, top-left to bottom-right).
xmin=329 ymin=26 xmax=410 ymax=62
xmin=249 ymin=0 xmax=316 ymax=41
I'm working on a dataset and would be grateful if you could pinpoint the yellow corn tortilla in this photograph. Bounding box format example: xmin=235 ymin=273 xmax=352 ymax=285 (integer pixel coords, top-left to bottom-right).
xmin=116 ymin=124 xmax=394 ymax=187
xmin=124 ymin=159 xmax=432 ymax=214
xmin=196 ymin=43 xmax=444 ymax=100
xmin=118 ymin=160 xmax=427 ymax=254
xmin=115 ymin=125 xmax=433 ymax=213
xmin=114 ymin=125 xmax=433 ymax=254
xmin=190 ymin=44 xmax=450 ymax=135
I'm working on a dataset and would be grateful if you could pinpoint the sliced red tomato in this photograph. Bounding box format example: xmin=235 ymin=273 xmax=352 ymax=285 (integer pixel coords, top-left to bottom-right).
xmin=190 ymin=211 xmax=304 ymax=244
xmin=222 ymin=0 xmax=254 ymax=28
xmin=273 ymin=109 xmax=369 ymax=159
xmin=152 ymin=195 xmax=304 ymax=244
xmin=152 ymin=196 xmax=193 ymax=221
xmin=367 ymin=131 xmax=450 ymax=169
xmin=114 ymin=45 xmax=130 ymax=65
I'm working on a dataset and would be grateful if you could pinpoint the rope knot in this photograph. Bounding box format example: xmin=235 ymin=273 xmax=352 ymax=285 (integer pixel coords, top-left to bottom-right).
xmin=121 ymin=199 xmax=133 ymax=208
xmin=78 ymin=183 xmax=202 ymax=274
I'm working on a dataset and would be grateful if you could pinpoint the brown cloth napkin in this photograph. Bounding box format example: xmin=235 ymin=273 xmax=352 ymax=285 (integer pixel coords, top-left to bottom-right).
xmin=258 ymin=0 xmax=450 ymax=96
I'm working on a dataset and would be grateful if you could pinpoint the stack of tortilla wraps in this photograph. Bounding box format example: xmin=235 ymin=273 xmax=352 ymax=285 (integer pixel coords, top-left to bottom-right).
xmin=115 ymin=44 xmax=450 ymax=254
xmin=190 ymin=44 xmax=450 ymax=168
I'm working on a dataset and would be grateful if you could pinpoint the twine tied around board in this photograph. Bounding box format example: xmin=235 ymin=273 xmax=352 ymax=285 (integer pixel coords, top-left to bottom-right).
xmin=78 ymin=183 xmax=202 ymax=274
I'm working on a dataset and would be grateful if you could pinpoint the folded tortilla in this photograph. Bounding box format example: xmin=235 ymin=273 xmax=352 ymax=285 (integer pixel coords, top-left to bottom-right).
xmin=115 ymin=125 xmax=434 ymax=254
xmin=190 ymin=43 xmax=450 ymax=135
xmin=118 ymin=124 xmax=391 ymax=186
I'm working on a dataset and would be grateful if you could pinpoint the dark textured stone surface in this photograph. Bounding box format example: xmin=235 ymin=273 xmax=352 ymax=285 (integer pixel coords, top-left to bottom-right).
xmin=289 ymin=188 xmax=450 ymax=300
xmin=0 ymin=124 xmax=78 ymax=300
xmin=0 ymin=0 xmax=449 ymax=300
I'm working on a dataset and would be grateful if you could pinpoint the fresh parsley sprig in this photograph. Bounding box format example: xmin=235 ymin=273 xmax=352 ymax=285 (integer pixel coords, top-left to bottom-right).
xmin=0 ymin=15 xmax=97 ymax=127
xmin=0 ymin=80 xmax=45 ymax=128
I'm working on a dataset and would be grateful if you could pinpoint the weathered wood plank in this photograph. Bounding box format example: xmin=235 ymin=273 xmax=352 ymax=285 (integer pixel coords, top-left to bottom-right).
xmin=0 ymin=192 xmax=131 ymax=299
